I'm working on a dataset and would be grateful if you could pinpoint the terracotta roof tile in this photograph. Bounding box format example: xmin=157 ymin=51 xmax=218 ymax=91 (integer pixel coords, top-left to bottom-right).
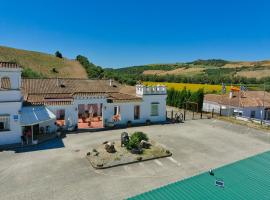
xmin=22 ymin=78 xmax=141 ymax=104
xmin=108 ymin=92 xmax=141 ymax=102
xmin=205 ymin=91 xmax=270 ymax=108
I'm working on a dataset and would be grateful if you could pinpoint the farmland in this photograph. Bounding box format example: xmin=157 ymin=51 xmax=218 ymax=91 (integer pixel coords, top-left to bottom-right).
xmin=144 ymin=81 xmax=231 ymax=93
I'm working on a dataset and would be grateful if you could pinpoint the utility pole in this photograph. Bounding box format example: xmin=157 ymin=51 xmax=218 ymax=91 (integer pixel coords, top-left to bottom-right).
xmin=261 ymin=83 xmax=266 ymax=125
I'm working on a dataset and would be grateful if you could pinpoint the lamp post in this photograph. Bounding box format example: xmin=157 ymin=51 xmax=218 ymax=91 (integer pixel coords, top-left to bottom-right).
xmin=261 ymin=83 xmax=266 ymax=125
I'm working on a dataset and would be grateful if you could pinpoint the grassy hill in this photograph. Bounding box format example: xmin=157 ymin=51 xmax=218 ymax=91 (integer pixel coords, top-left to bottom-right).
xmin=0 ymin=45 xmax=87 ymax=78
xmin=104 ymin=59 xmax=270 ymax=86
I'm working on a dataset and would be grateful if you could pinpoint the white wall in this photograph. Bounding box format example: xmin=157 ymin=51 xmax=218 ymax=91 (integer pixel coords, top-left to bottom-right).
xmin=203 ymin=101 xmax=268 ymax=120
xmin=104 ymin=94 xmax=167 ymax=126
xmin=0 ymin=90 xmax=22 ymax=102
xmin=203 ymin=101 xmax=221 ymax=113
xmin=46 ymin=93 xmax=167 ymax=129
xmin=47 ymin=104 xmax=78 ymax=128
xmin=0 ymin=102 xmax=22 ymax=145
xmin=0 ymin=68 xmax=21 ymax=89
xmin=141 ymin=95 xmax=167 ymax=122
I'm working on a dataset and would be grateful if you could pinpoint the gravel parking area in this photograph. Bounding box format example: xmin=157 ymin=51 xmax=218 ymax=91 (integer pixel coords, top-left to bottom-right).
xmin=0 ymin=119 xmax=270 ymax=200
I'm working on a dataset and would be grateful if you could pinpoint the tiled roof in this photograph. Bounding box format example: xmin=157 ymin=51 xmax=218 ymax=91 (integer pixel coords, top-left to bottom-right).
xmin=129 ymin=151 xmax=270 ymax=200
xmin=205 ymin=91 xmax=270 ymax=108
xmin=22 ymin=78 xmax=141 ymax=104
xmin=108 ymin=92 xmax=141 ymax=102
xmin=22 ymin=78 xmax=119 ymax=94
xmin=0 ymin=62 xmax=21 ymax=69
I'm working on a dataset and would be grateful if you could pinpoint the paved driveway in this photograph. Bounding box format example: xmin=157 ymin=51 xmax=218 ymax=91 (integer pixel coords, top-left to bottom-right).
xmin=1 ymin=119 xmax=270 ymax=200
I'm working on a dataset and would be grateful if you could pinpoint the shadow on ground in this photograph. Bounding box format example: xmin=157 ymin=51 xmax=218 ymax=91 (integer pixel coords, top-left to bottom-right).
xmin=14 ymin=138 xmax=65 ymax=153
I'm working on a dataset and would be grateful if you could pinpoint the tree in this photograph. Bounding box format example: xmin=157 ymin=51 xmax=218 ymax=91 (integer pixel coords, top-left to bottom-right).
xmin=76 ymin=55 xmax=104 ymax=79
xmin=55 ymin=51 xmax=63 ymax=58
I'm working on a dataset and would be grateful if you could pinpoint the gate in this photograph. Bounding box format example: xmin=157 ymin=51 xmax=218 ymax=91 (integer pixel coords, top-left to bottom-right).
xmin=166 ymin=106 xmax=214 ymax=122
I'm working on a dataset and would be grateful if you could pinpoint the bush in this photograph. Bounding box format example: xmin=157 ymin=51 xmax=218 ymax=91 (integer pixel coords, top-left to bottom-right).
xmin=22 ymin=68 xmax=44 ymax=78
xmin=55 ymin=51 xmax=63 ymax=58
xmin=126 ymin=132 xmax=149 ymax=150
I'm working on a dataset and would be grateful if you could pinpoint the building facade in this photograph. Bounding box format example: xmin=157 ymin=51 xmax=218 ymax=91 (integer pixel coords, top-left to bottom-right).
xmin=203 ymin=90 xmax=270 ymax=123
xmin=0 ymin=62 xmax=167 ymax=146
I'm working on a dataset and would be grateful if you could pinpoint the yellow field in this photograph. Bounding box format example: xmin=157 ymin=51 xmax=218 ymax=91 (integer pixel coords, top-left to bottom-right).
xmin=144 ymin=82 xmax=231 ymax=93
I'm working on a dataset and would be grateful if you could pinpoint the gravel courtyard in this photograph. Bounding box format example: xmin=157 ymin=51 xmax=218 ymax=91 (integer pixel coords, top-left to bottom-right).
xmin=1 ymin=119 xmax=270 ymax=200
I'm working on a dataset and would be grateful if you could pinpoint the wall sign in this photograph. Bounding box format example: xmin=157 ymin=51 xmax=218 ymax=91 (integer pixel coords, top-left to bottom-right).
xmin=13 ymin=115 xmax=19 ymax=121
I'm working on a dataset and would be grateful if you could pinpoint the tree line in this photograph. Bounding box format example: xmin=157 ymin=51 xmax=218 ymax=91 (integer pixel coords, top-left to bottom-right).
xmin=167 ymin=87 xmax=204 ymax=112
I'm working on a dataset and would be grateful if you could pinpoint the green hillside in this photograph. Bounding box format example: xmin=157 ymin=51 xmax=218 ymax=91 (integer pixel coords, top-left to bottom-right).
xmin=0 ymin=45 xmax=88 ymax=78
xmin=104 ymin=59 xmax=270 ymax=86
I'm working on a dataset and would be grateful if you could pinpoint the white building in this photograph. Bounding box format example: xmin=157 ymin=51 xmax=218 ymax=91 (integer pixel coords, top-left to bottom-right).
xmin=0 ymin=62 xmax=167 ymax=146
xmin=203 ymin=90 xmax=270 ymax=123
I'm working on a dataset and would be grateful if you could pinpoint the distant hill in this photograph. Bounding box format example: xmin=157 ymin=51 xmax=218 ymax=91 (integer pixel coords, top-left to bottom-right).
xmin=0 ymin=45 xmax=87 ymax=78
xmin=104 ymin=59 xmax=270 ymax=85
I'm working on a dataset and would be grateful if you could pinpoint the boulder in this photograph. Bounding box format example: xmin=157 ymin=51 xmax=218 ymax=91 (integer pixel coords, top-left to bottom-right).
xmin=140 ymin=140 xmax=151 ymax=149
xmin=131 ymin=148 xmax=143 ymax=154
xmin=136 ymin=156 xmax=142 ymax=161
xmin=105 ymin=142 xmax=116 ymax=153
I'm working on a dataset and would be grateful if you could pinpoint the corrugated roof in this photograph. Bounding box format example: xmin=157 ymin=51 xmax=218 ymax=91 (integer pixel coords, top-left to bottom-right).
xmin=128 ymin=151 xmax=270 ymax=200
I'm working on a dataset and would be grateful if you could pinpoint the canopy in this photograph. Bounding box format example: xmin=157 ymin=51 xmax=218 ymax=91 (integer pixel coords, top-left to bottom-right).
xmin=20 ymin=106 xmax=56 ymax=126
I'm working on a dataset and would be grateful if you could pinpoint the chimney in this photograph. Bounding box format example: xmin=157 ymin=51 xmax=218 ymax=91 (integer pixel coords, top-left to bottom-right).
xmin=229 ymin=91 xmax=233 ymax=99
xmin=109 ymin=79 xmax=112 ymax=87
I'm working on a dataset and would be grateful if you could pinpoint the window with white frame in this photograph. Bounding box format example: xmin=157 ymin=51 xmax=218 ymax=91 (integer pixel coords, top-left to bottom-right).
xmin=151 ymin=102 xmax=159 ymax=116
xmin=134 ymin=105 xmax=140 ymax=120
xmin=56 ymin=109 xmax=65 ymax=120
xmin=265 ymin=110 xmax=270 ymax=120
xmin=250 ymin=110 xmax=256 ymax=118
xmin=0 ymin=115 xmax=10 ymax=131
xmin=114 ymin=106 xmax=120 ymax=115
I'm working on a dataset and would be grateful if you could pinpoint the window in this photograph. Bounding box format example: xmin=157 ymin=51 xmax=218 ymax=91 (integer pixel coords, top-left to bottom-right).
xmin=114 ymin=106 xmax=120 ymax=115
xmin=134 ymin=105 xmax=140 ymax=120
xmin=250 ymin=110 xmax=256 ymax=118
xmin=265 ymin=110 xmax=270 ymax=120
xmin=151 ymin=103 xmax=159 ymax=116
xmin=0 ymin=77 xmax=11 ymax=89
xmin=56 ymin=109 xmax=65 ymax=120
xmin=0 ymin=115 xmax=10 ymax=131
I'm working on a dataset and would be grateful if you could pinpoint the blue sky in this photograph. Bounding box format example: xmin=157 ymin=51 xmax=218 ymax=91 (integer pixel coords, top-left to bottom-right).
xmin=0 ymin=0 xmax=269 ymax=67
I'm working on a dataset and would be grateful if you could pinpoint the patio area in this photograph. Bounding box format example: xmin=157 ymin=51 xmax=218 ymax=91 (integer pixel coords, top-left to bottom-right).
xmin=78 ymin=117 xmax=103 ymax=129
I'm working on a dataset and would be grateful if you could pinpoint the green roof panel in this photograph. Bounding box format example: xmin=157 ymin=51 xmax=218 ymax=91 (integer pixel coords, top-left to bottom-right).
xmin=128 ymin=151 xmax=270 ymax=200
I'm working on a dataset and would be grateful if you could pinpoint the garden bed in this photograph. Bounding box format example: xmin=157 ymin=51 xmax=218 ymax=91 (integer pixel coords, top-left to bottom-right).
xmin=86 ymin=140 xmax=172 ymax=169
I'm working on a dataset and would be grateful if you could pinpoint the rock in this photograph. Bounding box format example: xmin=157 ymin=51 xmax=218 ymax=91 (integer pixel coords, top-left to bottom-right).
xmin=103 ymin=141 xmax=108 ymax=144
xmin=131 ymin=148 xmax=143 ymax=154
xmin=121 ymin=132 xmax=129 ymax=147
xmin=97 ymin=164 xmax=103 ymax=168
xmin=136 ymin=156 xmax=142 ymax=161
xmin=140 ymin=140 xmax=151 ymax=149
xmin=92 ymin=148 xmax=97 ymax=152
xmin=86 ymin=152 xmax=91 ymax=156
xmin=105 ymin=142 xmax=116 ymax=153
xmin=93 ymin=152 xmax=99 ymax=156
xmin=166 ymin=150 xmax=171 ymax=154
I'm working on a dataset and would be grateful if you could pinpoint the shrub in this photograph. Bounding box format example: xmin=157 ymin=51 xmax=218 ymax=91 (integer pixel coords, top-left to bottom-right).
xmin=55 ymin=51 xmax=63 ymax=58
xmin=126 ymin=132 xmax=148 ymax=150
xmin=22 ymin=68 xmax=44 ymax=78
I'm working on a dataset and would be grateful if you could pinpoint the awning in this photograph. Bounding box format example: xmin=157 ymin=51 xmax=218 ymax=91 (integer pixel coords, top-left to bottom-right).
xmin=20 ymin=106 xmax=56 ymax=126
